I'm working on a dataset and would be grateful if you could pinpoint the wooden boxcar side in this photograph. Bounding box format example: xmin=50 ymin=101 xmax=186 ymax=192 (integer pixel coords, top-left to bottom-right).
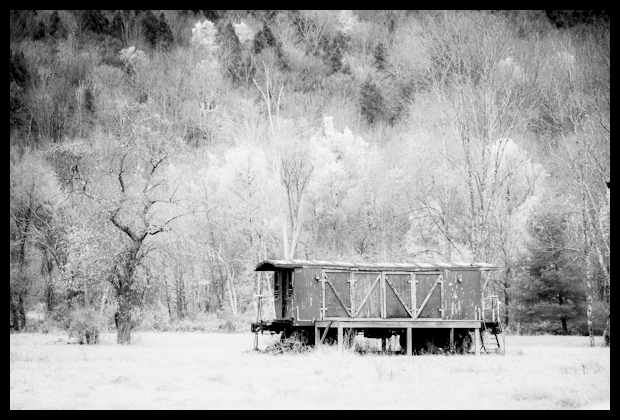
xmin=443 ymin=269 xmax=482 ymax=320
xmin=252 ymin=260 xmax=500 ymax=355
xmin=266 ymin=266 xmax=483 ymax=323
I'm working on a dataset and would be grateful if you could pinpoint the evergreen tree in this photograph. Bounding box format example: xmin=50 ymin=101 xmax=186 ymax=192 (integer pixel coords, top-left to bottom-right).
xmin=252 ymin=24 xmax=277 ymax=54
xmin=10 ymin=82 xmax=28 ymax=133
xmin=10 ymin=50 xmax=30 ymax=89
xmin=252 ymin=24 xmax=288 ymax=71
xmin=217 ymin=21 xmax=243 ymax=83
xmin=10 ymin=49 xmax=31 ymax=133
xmin=327 ymin=32 xmax=347 ymax=73
xmin=202 ymin=10 xmax=224 ymax=22
xmin=49 ymin=10 xmax=67 ymax=39
xmin=141 ymin=11 xmax=160 ymax=48
xmin=158 ymin=12 xmax=174 ymax=48
xmin=360 ymin=75 xmax=386 ymax=125
xmin=516 ymin=212 xmax=587 ymax=334
xmin=373 ymin=42 xmax=387 ymax=71
xmin=81 ymin=10 xmax=109 ymax=35
xmin=110 ymin=11 xmax=125 ymax=43
xmin=33 ymin=19 xmax=46 ymax=40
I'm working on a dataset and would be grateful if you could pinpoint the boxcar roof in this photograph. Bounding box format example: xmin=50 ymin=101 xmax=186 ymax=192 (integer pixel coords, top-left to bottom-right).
xmin=255 ymin=259 xmax=498 ymax=272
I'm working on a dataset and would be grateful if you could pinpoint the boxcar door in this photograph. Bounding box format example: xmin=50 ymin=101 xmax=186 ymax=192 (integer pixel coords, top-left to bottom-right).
xmin=384 ymin=273 xmax=414 ymax=318
xmin=415 ymin=272 xmax=444 ymax=319
xmin=274 ymin=270 xmax=294 ymax=319
xmin=351 ymin=271 xmax=382 ymax=318
xmin=322 ymin=270 xmax=352 ymax=318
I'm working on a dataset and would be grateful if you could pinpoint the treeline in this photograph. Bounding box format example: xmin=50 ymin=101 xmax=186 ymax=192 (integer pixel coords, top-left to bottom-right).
xmin=9 ymin=10 xmax=609 ymax=344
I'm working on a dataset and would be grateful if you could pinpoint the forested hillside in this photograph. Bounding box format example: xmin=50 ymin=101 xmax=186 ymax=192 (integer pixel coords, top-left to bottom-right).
xmin=9 ymin=10 xmax=609 ymax=343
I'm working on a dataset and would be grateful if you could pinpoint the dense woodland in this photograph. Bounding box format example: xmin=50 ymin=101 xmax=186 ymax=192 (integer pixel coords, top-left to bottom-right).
xmin=9 ymin=10 xmax=609 ymax=344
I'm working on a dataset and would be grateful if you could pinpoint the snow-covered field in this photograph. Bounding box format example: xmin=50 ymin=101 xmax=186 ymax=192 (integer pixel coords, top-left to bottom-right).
xmin=10 ymin=331 xmax=610 ymax=410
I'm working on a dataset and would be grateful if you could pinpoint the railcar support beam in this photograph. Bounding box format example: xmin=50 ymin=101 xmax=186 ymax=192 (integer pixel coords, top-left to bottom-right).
xmin=474 ymin=328 xmax=480 ymax=356
xmin=450 ymin=328 xmax=454 ymax=353
xmin=407 ymin=327 xmax=412 ymax=356
xmin=315 ymin=324 xmax=319 ymax=346
xmin=338 ymin=325 xmax=344 ymax=354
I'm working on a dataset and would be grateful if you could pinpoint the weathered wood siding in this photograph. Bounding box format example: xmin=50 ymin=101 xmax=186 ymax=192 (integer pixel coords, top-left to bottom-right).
xmin=416 ymin=272 xmax=442 ymax=318
xmin=385 ymin=273 xmax=412 ymax=318
xmin=443 ymin=270 xmax=481 ymax=320
xmin=287 ymin=267 xmax=482 ymax=323
xmin=324 ymin=271 xmax=350 ymax=318
xmin=293 ymin=268 xmax=322 ymax=321
xmin=352 ymin=272 xmax=382 ymax=318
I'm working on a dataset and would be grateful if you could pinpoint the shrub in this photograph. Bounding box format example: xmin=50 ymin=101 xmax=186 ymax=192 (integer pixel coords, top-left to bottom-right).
xmin=262 ymin=331 xmax=312 ymax=354
xmin=218 ymin=317 xmax=238 ymax=333
xmin=68 ymin=308 xmax=103 ymax=344
xmin=136 ymin=304 xmax=171 ymax=331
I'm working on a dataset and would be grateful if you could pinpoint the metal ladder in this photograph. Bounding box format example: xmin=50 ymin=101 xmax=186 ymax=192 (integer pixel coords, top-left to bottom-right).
xmin=480 ymin=295 xmax=505 ymax=355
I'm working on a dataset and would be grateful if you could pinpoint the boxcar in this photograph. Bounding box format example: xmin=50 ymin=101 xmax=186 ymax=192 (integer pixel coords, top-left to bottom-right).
xmin=251 ymin=259 xmax=502 ymax=355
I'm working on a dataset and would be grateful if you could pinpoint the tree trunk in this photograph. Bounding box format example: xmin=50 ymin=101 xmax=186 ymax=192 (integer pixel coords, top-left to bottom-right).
xmin=116 ymin=308 xmax=132 ymax=345
xmin=175 ymin=266 xmax=185 ymax=320
xmin=584 ymin=248 xmax=595 ymax=346
xmin=504 ymin=291 xmax=510 ymax=328
xmin=99 ymin=285 xmax=109 ymax=317
xmin=10 ymin=298 xmax=20 ymax=331
xmin=164 ymin=279 xmax=173 ymax=319
xmin=503 ymin=267 xmax=511 ymax=328
xmin=603 ymin=311 xmax=610 ymax=347
xmin=227 ymin=274 xmax=238 ymax=319
xmin=18 ymin=294 xmax=27 ymax=331
xmin=558 ymin=293 xmax=568 ymax=335
xmin=581 ymin=186 xmax=595 ymax=346
xmin=116 ymin=289 xmax=133 ymax=344
xmin=115 ymin=247 xmax=139 ymax=345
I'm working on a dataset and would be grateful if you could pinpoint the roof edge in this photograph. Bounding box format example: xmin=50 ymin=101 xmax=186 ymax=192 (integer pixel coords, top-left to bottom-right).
xmin=254 ymin=259 xmax=499 ymax=272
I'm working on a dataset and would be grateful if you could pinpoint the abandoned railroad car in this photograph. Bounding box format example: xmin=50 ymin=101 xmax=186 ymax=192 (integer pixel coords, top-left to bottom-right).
xmin=251 ymin=259 xmax=503 ymax=355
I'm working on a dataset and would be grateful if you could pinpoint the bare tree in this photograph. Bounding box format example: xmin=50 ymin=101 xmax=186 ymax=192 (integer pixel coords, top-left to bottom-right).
xmin=417 ymin=11 xmax=543 ymax=297
xmin=253 ymin=63 xmax=314 ymax=260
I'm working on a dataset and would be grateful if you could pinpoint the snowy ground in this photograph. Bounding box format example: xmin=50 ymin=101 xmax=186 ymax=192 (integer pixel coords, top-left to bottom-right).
xmin=10 ymin=331 xmax=610 ymax=410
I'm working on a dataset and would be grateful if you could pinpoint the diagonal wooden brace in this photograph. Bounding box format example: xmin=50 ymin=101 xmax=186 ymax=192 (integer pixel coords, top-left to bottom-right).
xmin=385 ymin=277 xmax=414 ymax=318
xmin=320 ymin=320 xmax=333 ymax=344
